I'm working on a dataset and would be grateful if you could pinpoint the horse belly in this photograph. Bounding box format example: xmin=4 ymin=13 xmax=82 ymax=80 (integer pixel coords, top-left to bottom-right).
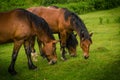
xmin=0 ymin=34 xmax=14 ymax=44
xmin=43 ymin=18 xmax=59 ymax=33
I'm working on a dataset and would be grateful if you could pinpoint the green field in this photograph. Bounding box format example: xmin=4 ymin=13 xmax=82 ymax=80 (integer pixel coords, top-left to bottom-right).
xmin=0 ymin=7 xmax=120 ymax=80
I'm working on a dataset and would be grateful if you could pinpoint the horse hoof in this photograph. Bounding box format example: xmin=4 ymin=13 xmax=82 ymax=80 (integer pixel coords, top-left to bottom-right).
xmin=29 ymin=65 xmax=37 ymax=70
xmin=61 ymin=57 xmax=67 ymax=61
xmin=70 ymin=54 xmax=77 ymax=57
xmin=8 ymin=69 xmax=17 ymax=75
xmin=32 ymin=58 xmax=38 ymax=62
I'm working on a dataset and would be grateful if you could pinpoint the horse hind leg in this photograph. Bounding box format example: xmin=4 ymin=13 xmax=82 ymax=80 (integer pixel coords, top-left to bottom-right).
xmin=61 ymin=47 xmax=67 ymax=60
xmin=8 ymin=40 xmax=23 ymax=75
xmin=59 ymin=33 xmax=67 ymax=61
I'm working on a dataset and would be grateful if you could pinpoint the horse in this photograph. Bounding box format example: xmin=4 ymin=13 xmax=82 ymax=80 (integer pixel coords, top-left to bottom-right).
xmin=27 ymin=6 xmax=93 ymax=60
xmin=48 ymin=6 xmax=79 ymax=57
xmin=0 ymin=8 xmax=59 ymax=75
xmin=28 ymin=7 xmax=78 ymax=60
xmin=66 ymin=32 xmax=78 ymax=57
xmin=30 ymin=31 xmax=78 ymax=61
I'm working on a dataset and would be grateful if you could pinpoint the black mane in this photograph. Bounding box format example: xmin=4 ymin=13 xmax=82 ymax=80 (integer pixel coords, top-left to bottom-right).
xmin=17 ymin=8 xmax=55 ymax=40
xmin=64 ymin=9 xmax=92 ymax=42
xmin=66 ymin=32 xmax=78 ymax=49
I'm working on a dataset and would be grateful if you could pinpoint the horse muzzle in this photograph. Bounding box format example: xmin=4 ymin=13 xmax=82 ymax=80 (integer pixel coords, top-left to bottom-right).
xmin=48 ymin=59 xmax=57 ymax=65
xmin=84 ymin=53 xmax=89 ymax=59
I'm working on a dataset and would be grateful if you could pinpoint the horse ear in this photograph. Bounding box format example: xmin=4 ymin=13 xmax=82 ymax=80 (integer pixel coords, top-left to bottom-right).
xmin=89 ymin=32 xmax=93 ymax=37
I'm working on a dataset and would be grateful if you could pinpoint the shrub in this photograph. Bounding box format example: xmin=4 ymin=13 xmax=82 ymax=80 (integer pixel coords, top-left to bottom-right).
xmin=0 ymin=0 xmax=120 ymax=13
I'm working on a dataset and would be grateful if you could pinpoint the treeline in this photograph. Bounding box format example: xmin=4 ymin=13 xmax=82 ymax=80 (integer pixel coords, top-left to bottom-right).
xmin=0 ymin=0 xmax=120 ymax=14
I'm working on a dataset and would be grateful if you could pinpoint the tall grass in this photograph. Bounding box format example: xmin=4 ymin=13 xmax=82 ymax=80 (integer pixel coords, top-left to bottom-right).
xmin=0 ymin=7 xmax=120 ymax=80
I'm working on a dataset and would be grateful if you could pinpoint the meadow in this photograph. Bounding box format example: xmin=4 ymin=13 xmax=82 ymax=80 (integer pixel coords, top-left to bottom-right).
xmin=0 ymin=7 xmax=120 ymax=80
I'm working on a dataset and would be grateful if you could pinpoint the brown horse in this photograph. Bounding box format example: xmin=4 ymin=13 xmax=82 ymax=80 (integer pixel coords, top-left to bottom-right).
xmin=30 ymin=31 xmax=78 ymax=61
xmin=66 ymin=32 xmax=78 ymax=57
xmin=0 ymin=8 xmax=58 ymax=75
xmin=28 ymin=7 xmax=78 ymax=59
xmin=48 ymin=6 xmax=79 ymax=57
xmin=27 ymin=6 xmax=93 ymax=60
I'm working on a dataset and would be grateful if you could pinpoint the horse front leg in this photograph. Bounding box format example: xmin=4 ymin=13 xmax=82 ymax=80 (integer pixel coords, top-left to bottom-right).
xmin=59 ymin=32 xmax=67 ymax=61
xmin=37 ymin=38 xmax=45 ymax=58
xmin=8 ymin=40 xmax=23 ymax=75
xmin=30 ymin=36 xmax=38 ymax=61
xmin=24 ymin=40 xmax=37 ymax=70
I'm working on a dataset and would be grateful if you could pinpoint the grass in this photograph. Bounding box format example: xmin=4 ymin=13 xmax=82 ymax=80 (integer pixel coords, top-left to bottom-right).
xmin=0 ymin=7 xmax=120 ymax=80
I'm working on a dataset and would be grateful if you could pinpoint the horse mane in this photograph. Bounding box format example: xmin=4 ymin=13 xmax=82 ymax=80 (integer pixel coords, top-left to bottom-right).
xmin=63 ymin=9 xmax=92 ymax=43
xmin=66 ymin=32 xmax=78 ymax=49
xmin=16 ymin=8 xmax=55 ymax=40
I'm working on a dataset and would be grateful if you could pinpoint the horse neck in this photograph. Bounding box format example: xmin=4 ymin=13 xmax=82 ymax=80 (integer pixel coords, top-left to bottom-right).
xmin=38 ymin=32 xmax=54 ymax=43
xmin=32 ymin=26 xmax=54 ymax=43
xmin=71 ymin=16 xmax=90 ymax=40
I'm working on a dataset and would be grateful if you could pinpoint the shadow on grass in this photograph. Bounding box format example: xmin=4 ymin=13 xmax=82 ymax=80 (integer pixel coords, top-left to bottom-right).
xmin=97 ymin=54 xmax=120 ymax=80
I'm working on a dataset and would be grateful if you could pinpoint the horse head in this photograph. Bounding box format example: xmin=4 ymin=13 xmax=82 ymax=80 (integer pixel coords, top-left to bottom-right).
xmin=66 ymin=33 xmax=78 ymax=57
xmin=42 ymin=40 xmax=60 ymax=64
xmin=80 ymin=32 xmax=93 ymax=59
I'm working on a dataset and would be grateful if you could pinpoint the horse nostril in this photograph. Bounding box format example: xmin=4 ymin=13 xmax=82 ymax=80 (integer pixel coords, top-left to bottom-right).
xmin=84 ymin=56 xmax=89 ymax=59
xmin=52 ymin=60 xmax=57 ymax=64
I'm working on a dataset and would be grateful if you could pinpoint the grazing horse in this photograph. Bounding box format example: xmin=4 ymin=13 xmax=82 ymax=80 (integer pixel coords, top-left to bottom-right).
xmin=66 ymin=32 xmax=78 ymax=57
xmin=30 ymin=31 xmax=78 ymax=61
xmin=28 ymin=7 xmax=78 ymax=59
xmin=0 ymin=8 xmax=58 ymax=75
xmin=48 ymin=6 xmax=79 ymax=57
xmin=27 ymin=6 xmax=93 ymax=60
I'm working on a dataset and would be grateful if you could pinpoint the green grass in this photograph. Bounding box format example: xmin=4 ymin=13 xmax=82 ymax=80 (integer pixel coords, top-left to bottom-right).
xmin=0 ymin=7 xmax=120 ymax=80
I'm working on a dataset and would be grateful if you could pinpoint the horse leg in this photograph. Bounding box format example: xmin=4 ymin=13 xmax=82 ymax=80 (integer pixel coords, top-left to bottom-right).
xmin=24 ymin=40 xmax=37 ymax=70
xmin=8 ymin=40 xmax=23 ymax=75
xmin=37 ymin=38 xmax=45 ymax=58
xmin=58 ymin=33 xmax=62 ymax=52
xmin=30 ymin=36 xmax=38 ymax=61
xmin=59 ymin=32 xmax=67 ymax=61
xmin=30 ymin=36 xmax=36 ymax=54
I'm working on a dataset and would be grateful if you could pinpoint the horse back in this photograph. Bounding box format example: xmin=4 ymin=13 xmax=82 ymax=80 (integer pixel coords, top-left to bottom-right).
xmin=27 ymin=7 xmax=68 ymax=33
xmin=0 ymin=9 xmax=33 ymax=44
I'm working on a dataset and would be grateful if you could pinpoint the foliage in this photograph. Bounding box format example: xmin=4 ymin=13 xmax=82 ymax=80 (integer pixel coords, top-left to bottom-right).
xmin=0 ymin=0 xmax=33 ymax=11
xmin=0 ymin=0 xmax=120 ymax=14
xmin=53 ymin=2 xmax=95 ymax=14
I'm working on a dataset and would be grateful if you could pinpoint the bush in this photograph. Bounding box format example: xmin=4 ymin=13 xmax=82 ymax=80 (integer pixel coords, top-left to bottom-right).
xmin=52 ymin=2 xmax=95 ymax=14
xmin=93 ymin=0 xmax=120 ymax=10
xmin=0 ymin=0 xmax=33 ymax=12
xmin=0 ymin=0 xmax=120 ymax=13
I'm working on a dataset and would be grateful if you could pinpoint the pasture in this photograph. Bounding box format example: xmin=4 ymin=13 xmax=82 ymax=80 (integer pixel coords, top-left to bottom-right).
xmin=0 ymin=7 xmax=120 ymax=80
